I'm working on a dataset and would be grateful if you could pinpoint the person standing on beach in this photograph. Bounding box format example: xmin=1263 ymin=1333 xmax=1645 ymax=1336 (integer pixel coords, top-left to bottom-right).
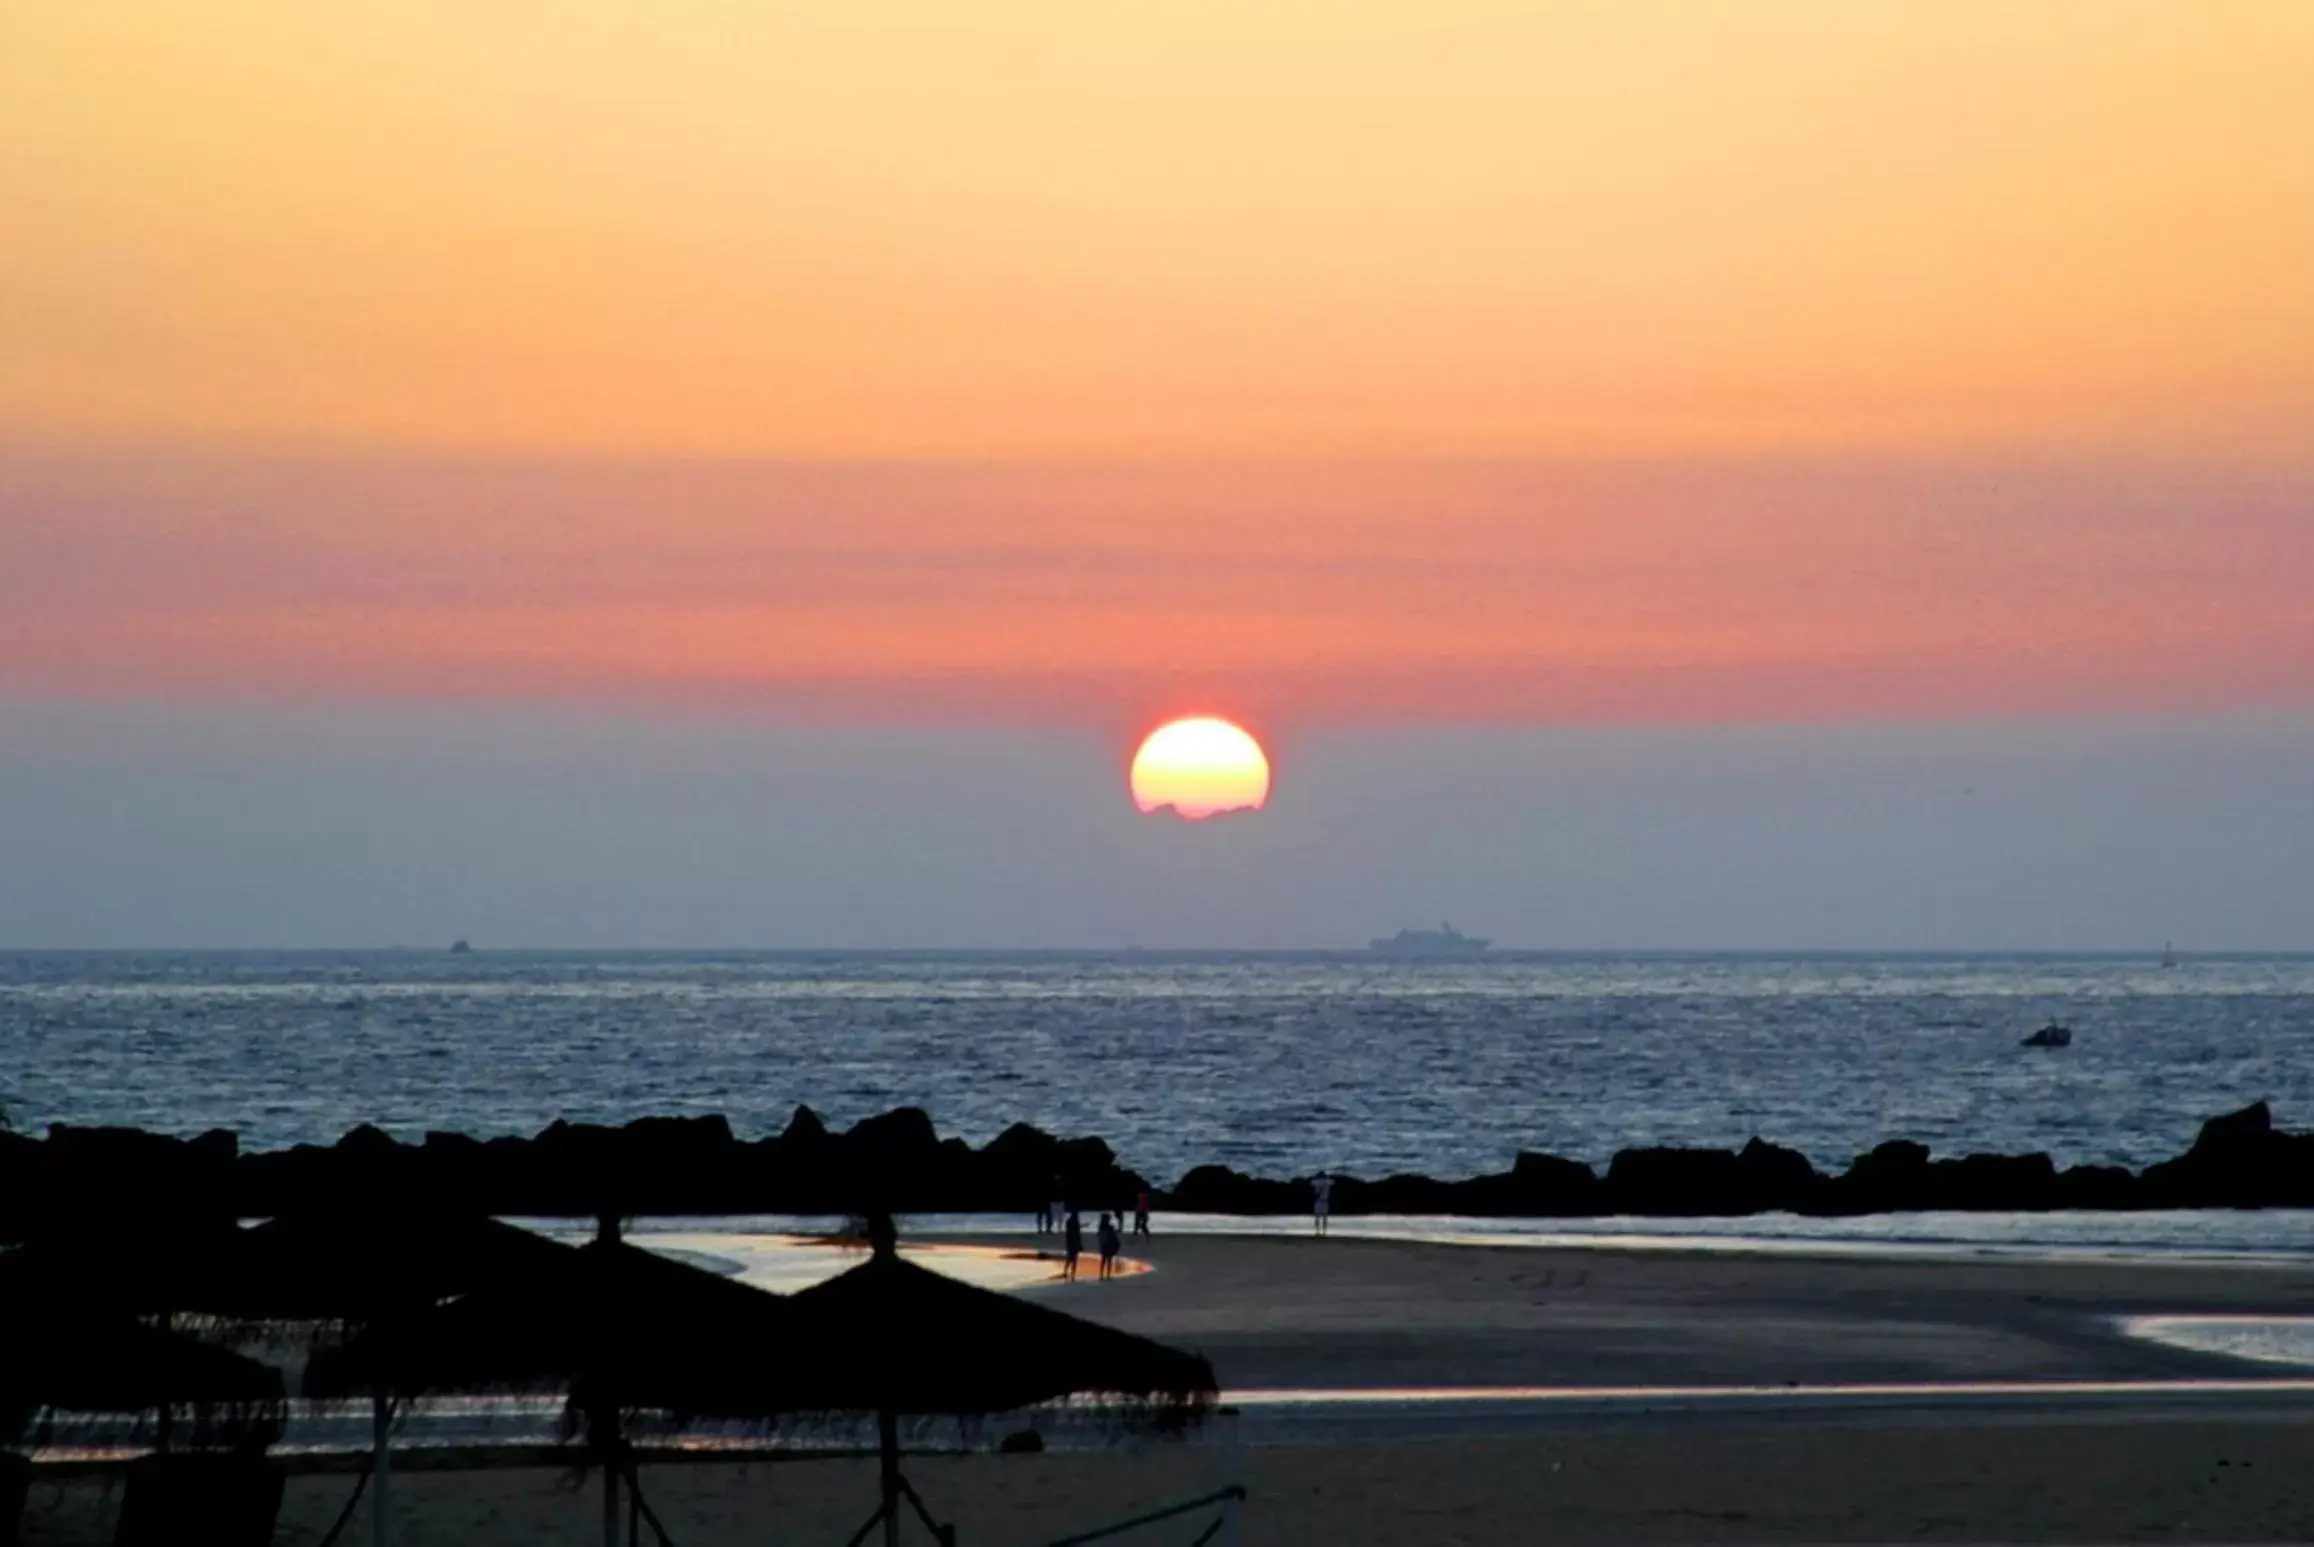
xmin=1312 ymin=1171 xmax=1333 ymax=1236
xmin=1035 ymin=1195 xmax=1052 ymax=1234
xmin=1097 ymin=1212 xmax=1121 ymax=1279
xmin=1063 ymin=1208 xmax=1084 ymax=1280
xmin=1133 ymin=1188 xmax=1151 ymax=1238
xmin=1048 ymin=1179 xmax=1068 ymax=1239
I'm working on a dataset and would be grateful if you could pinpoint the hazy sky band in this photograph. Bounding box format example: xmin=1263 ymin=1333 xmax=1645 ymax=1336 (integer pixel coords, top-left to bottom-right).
xmin=5 ymin=454 xmax=2308 ymax=727
xmin=5 ymin=704 xmax=2308 ymax=948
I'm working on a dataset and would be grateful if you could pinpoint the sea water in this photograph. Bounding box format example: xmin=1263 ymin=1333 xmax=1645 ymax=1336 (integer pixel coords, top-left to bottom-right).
xmin=6 ymin=950 xmax=2312 ymax=1184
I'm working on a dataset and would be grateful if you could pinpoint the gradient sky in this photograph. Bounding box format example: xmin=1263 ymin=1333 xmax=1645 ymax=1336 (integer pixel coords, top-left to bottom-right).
xmin=7 ymin=2 xmax=2312 ymax=456
xmin=2 ymin=2 xmax=2309 ymax=946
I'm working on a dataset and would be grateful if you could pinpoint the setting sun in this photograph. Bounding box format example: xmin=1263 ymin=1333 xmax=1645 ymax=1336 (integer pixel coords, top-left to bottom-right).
xmin=1129 ymin=718 xmax=1271 ymax=820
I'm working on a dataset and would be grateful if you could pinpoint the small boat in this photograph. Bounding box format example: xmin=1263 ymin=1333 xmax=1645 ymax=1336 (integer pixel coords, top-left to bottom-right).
xmin=450 ymin=937 xmax=473 ymax=955
xmin=2021 ymin=1022 xmax=2072 ymax=1048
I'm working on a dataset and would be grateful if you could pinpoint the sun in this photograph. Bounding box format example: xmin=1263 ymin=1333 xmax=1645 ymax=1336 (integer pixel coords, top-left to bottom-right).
xmin=1130 ymin=717 xmax=1272 ymax=820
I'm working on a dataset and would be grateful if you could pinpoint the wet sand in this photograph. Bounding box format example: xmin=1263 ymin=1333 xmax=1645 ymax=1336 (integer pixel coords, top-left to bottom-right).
xmin=1003 ymin=1231 xmax=2314 ymax=1389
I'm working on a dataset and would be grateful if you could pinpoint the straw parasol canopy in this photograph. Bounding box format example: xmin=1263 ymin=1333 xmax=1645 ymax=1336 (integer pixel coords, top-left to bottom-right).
xmin=1 ymin=1251 xmax=286 ymax=1451
xmin=13 ymin=1210 xmax=603 ymax=1547
xmin=776 ymin=1214 xmax=1218 ymax=1547
xmin=207 ymin=1208 xmax=577 ymax=1327
xmin=303 ymin=1224 xmax=803 ymax=1419
xmin=0 ymin=1208 xmax=569 ymax=1331
xmin=307 ymin=1219 xmax=807 ymax=1547
xmin=0 ymin=1228 xmax=240 ymax=1324
xmin=782 ymin=1236 xmax=1217 ymax=1419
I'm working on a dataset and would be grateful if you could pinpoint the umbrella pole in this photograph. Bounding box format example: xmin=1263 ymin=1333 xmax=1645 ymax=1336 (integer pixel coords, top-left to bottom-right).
xmin=879 ymin=1407 xmax=901 ymax=1547
xmin=371 ymin=1388 xmax=391 ymax=1547
xmin=596 ymin=1402 xmax=621 ymax=1547
xmin=1222 ymin=1406 xmax=1243 ymax=1547
xmin=603 ymin=1437 xmax=620 ymax=1547
xmin=593 ymin=1211 xmax=624 ymax=1547
xmin=154 ymin=1312 xmax=173 ymax=1456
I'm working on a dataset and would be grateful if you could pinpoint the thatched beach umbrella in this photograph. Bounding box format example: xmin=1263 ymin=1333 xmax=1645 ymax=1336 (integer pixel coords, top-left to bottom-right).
xmin=0 ymin=1227 xmax=239 ymax=1324
xmin=780 ymin=1215 xmax=1218 ymax=1547
xmin=211 ymin=1208 xmax=574 ymax=1322
xmin=10 ymin=1211 xmax=566 ymax=1547
xmin=1 ymin=1303 xmax=287 ymax=1453
xmin=205 ymin=1208 xmax=576 ymax=1547
xmin=0 ymin=1242 xmax=287 ymax=1451
xmin=307 ymin=1216 xmax=805 ymax=1547
xmin=3 ymin=1259 xmax=290 ymax=1547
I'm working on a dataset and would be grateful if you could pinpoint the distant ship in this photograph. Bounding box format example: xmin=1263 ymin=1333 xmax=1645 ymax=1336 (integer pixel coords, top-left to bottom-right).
xmin=1368 ymin=923 xmax=1491 ymax=958
xmin=449 ymin=938 xmax=473 ymax=955
xmin=2021 ymin=1022 xmax=2072 ymax=1048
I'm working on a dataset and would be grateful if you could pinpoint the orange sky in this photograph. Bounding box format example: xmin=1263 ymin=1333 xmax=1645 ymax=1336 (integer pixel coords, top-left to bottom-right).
xmin=4 ymin=1 xmax=2311 ymax=458
xmin=2 ymin=5 xmax=2310 ymax=727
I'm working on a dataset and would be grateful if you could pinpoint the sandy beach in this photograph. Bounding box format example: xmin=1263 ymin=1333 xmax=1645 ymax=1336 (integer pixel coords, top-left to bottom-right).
xmin=1015 ymin=1231 xmax=2314 ymax=1389
xmin=21 ymin=1422 xmax=2314 ymax=1545
xmin=23 ymin=1233 xmax=2314 ymax=1543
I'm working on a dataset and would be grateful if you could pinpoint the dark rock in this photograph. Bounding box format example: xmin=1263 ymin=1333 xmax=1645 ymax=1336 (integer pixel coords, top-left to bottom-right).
xmin=11 ymin=1098 xmax=2312 ymax=1226
xmin=1167 ymin=1164 xmax=1307 ymax=1214
xmin=2140 ymin=1100 xmax=2314 ymax=1206
xmin=969 ymin=1123 xmax=1138 ymax=1213
xmin=39 ymin=1125 xmax=238 ymax=1233
xmin=2197 ymin=1100 xmax=2272 ymax=1150
xmin=1599 ymin=1137 xmax=1832 ymax=1214
xmin=336 ymin=1124 xmax=401 ymax=1160
xmin=2054 ymin=1163 xmax=2141 ymax=1209
xmin=624 ymin=1113 xmax=736 ymax=1153
xmin=840 ymin=1107 xmax=941 ymax=1162
xmin=1464 ymin=1151 xmax=1603 ymax=1215
xmin=1859 ymin=1138 xmax=1931 ymax=1173
xmin=1513 ymin=1150 xmax=1601 ymax=1194
xmin=0 ymin=1130 xmax=41 ymax=1241
xmin=1928 ymin=1151 xmax=2059 ymax=1211
xmin=1607 ymin=1146 xmax=1788 ymax=1215
xmin=1831 ymin=1139 xmax=1934 ymax=1211
xmin=982 ymin=1122 xmax=1062 ymax=1162
xmin=1737 ymin=1137 xmax=1817 ymax=1197
xmin=1337 ymin=1171 xmax=1465 ymax=1214
xmin=778 ymin=1105 xmax=831 ymax=1147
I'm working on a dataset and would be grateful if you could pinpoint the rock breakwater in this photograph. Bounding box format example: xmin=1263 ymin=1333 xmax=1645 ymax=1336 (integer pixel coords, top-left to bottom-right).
xmin=4 ymin=1101 xmax=2311 ymax=1239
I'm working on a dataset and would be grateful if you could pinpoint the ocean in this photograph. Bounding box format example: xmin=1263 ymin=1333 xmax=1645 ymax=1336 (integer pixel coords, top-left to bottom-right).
xmin=5 ymin=951 xmax=2312 ymax=1183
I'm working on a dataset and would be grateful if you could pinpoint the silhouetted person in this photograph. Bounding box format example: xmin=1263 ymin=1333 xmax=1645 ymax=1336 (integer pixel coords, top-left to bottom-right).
xmin=1035 ymin=1196 xmax=1053 ymax=1235
xmin=1312 ymin=1172 xmax=1333 ymax=1237
xmin=1097 ymin=1212 xmax=1121 ymax=1279
xmin=1048 ymin=1180 xmax=1067 ymax=1239
xmin=1133 ymin=1189 xmax=1151 ymax=1238
xmin=1062 ymin=1209 xmax=1084 ymax=1280
xmin=866 ymin=1209 xmax=899 ymax=1259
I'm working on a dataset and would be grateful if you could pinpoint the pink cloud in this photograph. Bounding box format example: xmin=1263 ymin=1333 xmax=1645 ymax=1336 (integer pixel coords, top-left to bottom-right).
xmin=3 ymin=454 xmax=2308 ymax=729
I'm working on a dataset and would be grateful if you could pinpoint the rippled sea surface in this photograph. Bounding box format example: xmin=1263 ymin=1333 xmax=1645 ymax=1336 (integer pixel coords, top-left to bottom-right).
xmin=4 ymin=952 xmax=2312 ymax=1181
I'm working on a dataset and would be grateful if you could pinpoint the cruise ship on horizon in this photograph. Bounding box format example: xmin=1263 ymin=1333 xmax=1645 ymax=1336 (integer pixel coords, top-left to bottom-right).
xmin=1367 ymin=923 xmax=1491 ymax=958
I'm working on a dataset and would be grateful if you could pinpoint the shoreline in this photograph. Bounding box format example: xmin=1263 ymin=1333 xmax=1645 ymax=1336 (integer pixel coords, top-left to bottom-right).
xmin=875 ymin=1207 xmax=2314 ymax=1264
